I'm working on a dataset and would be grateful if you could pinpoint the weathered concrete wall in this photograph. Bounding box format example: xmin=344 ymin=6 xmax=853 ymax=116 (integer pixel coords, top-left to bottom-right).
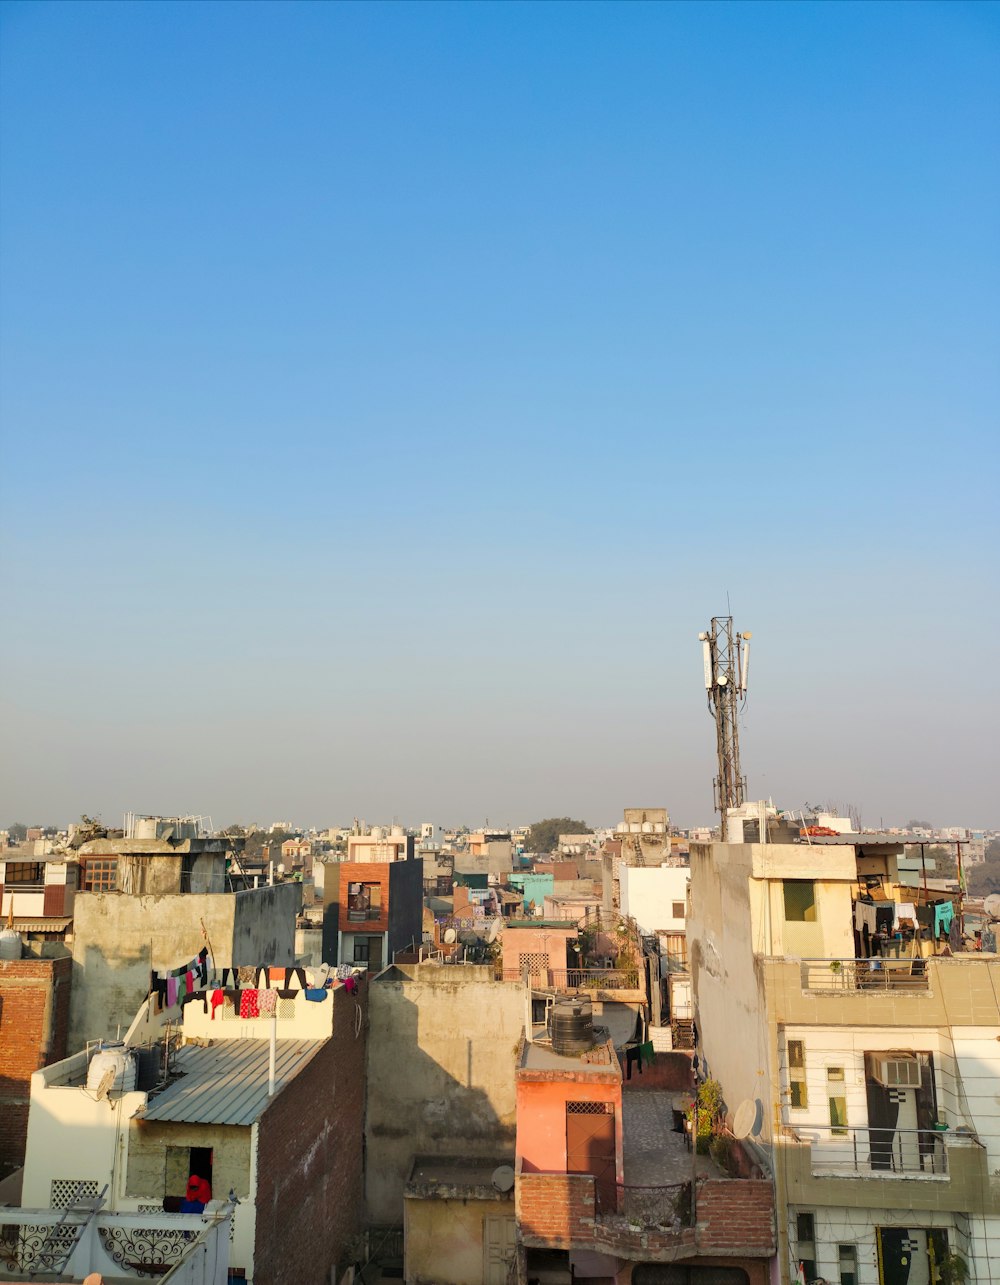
xmin=125 ymin=1121 xmax=252 ymax=1200
xmin=404 ymin=1196 xmax=513 ymax=1285
xmin=68 ymin=884 xmax=299 ymax=1051
xmin=231 ymin=883 xmax=299 ymax=968
xmin=366 ymin=966 xmax=523 ymax=1224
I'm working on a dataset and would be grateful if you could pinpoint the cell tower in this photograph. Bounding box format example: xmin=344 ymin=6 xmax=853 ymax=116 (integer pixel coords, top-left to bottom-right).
xmin=699 ymin=618 xmax=751 ymax=828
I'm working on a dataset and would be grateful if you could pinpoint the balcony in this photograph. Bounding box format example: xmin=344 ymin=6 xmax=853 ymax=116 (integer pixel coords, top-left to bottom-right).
xmin=800 ymin=958 xmax=929 ymax=992
xmin=495 ymin=966 xmax=641 ymax=994
xmin=778 ymin=1126 xmax=998 ymax=1216
xmin=788 ymin=1125 xmax=949 ymax=1177
xmin=0 ymin=1204 xmax=233 ymax=1283
xmin=516 ymin=1091 xmax=775 ymax=1263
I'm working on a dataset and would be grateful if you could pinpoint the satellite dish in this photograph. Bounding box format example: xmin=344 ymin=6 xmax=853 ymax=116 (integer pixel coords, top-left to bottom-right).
xmin=486 ymin=918 xmax=501 ymax=944
xmin=732 ymin=1098 xmax=763 ymax=1139
xmin=443 ymin=928 xmax=457 ymax=944
xmin=984 ymin=894 xmax=1000 ymax=921
xmin=95 ymin=1068 xmax=116 ymax=1103
xmin=492 ymin=1165 xmax=515 ymax=1193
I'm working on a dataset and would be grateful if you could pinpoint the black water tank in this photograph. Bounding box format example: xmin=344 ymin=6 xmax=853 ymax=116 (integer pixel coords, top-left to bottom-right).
xmin=550 ymin=998 xmax=595 ymax=1055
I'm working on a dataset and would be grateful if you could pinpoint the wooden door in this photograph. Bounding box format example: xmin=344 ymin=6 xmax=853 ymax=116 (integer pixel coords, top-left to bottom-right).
xmin=566 ymin=1102 xmax=617 ymax=1213
xmin=483 ymin=1214 xmax=515 ymax=1285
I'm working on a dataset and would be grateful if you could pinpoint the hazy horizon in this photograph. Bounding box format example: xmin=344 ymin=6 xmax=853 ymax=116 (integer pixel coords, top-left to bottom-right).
xmin=2 ymin=2 xmax=998 ymax=831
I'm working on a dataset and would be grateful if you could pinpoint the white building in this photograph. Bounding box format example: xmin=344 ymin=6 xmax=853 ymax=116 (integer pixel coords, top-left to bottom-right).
xmin=688 ymin=832 xmax=1000 ymax=1285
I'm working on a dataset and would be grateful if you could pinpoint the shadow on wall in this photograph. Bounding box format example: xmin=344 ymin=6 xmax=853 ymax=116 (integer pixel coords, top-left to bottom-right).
xmin=365 ymin=970 xmax=521 ymax=1227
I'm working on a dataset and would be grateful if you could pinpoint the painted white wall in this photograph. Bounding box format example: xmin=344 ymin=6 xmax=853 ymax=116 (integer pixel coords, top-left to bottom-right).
xmin=619 ymin=866 xmax=689 ymax=934
xmin=21 ymin=1053 xmax=146 ymax=1209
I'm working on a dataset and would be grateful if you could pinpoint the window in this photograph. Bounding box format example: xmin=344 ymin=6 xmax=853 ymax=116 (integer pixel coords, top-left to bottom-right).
xmin=838 ymin=1246 xmax=857 ymax=1285
xmin=827 ymin=1067 xmax=847 ymax=1135
xmin=788 ymin=1040 xmax=808 ymax=1109
xmin=82 ymin=858 xmax=117 ymax=892
xmin=784 ymin=880 xmax=816 ymax=922
xmin=347 ymin=881 xmax=382 ymax=922
xmin=795 ymin=1212 xmax=816 ymax=1283
xmin=4 ymin=861 xmax=45 ymax=886
xmin=672 ymin=901 xmax=686 ymax=919
xmin=353 ymin=939 xmax=370 ymax=962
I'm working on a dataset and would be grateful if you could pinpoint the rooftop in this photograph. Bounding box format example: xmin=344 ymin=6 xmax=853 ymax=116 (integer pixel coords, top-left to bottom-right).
xmin=623 ymin=1090 xmax=721 ymax=1186
xmin=138 ymin=1038 xmax=323 ymax=1125
xmin=405 ymin=1156 xmax=514 ymax=1201
xmin=519 ymin=1031 xmax=620 ymax=1078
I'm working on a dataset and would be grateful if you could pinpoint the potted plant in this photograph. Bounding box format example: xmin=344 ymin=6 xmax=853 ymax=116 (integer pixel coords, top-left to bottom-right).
xmin=937 ymin=1253 xmax=968 ymax=1285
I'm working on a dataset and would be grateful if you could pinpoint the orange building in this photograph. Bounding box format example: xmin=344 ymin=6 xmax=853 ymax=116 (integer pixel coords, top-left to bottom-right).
xmin=512 ymin=1003 xmax=776 ymax=1283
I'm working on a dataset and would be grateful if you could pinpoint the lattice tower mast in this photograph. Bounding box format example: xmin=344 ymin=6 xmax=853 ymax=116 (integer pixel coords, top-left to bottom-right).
xmin=699 ymin=618 xmax=752 ymax=829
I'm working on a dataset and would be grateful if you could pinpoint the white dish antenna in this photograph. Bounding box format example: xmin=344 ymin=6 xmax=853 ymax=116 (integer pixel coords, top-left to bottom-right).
xmin=983 ymin=894 xmax=1000 ymax=921
xmin=486 ymin=918 xmax=501 ymax=944
xmin=95 ymin=1068 xmax=116 ymax=1104
xmin=732 ymin=1098 xmax=763 ymax=1139
xmin=492 ymin=1164 xmax=515 ymax=1193
xmin=443 ymin=928 xmax=457 ymax=944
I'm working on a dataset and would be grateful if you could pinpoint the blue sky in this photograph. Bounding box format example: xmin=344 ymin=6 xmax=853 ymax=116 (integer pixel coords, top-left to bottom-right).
xmin=1 ymin=1 xmax=997 ymax=830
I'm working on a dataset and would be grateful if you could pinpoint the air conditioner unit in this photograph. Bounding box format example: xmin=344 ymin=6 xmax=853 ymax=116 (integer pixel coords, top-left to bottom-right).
xmin=874 ymin=1057 xmax=920 ymax=1088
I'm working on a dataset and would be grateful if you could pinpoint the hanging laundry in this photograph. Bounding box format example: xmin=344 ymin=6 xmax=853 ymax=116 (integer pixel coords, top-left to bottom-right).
xmin=854 ymin=902 xmax=878 ymax=934
xmin=894 ymin=902 xmax=917 ymax=929
xmin=934 ymin=902 xmax=954 ymax=937
xmin=166 ymin=976 xmax=179 ymax=1007
xmin=210 ymin=989 xmax=225 ymax=1020
xmin=304 ymin=988 xmax=328 ymax=1002
xmin=184 ymin=970 xmax=195 ymax=995
xmin=239 ymin=990 xmax=260 ymax=1019
xmin=875 ymin=905 xmax=895 ymax=935
xmin=238 ymin=966 xmax=256 ymax=986
xmin=259 ymin=989 xmax=278 ymax=1015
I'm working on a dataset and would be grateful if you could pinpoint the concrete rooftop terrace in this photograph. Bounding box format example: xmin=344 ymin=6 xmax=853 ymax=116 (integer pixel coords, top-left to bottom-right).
xmin=519 ymin=1030 xmax=620 ymax=1078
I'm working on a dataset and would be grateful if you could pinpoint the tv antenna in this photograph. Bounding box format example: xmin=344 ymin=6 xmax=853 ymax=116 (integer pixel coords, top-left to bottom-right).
xmin=699 ymin=617 xmax=751 ymax=829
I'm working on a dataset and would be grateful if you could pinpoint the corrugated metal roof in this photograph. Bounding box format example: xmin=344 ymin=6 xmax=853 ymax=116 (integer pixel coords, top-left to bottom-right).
xmin=13 ymin=917 xmax=73 ymax=931
xmin=138 ymin=1039 xmax=324 ymax=1126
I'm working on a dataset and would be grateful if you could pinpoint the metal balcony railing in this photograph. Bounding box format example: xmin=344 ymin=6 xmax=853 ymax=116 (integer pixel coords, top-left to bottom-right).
xmin=791 ymin=1125 xmax=948 ymax=1175
xmin=493 ymin=965 xmax=640 ymax=989
xmin=595 ymin=1182 xmax=693 ymax=1228
xmin=800 ymin=958 xmax=929 ymax=992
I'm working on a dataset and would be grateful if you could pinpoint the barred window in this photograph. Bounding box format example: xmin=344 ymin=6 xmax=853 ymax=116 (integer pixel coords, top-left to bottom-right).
xmin=567 ymin=1101 xmax=614 ymax=1114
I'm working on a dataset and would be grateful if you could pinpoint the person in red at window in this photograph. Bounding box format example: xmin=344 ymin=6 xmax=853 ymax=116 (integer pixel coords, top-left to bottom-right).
xmin=180 ymin=1175 xmax=211 ymax=1213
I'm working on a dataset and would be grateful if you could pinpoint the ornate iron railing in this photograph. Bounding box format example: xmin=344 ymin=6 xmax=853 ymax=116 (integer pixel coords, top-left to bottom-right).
xmin=595 ymin=1182 xmax=693 ymax=1229
xmin=0 ymin=1219 xmax=81 ymax=1276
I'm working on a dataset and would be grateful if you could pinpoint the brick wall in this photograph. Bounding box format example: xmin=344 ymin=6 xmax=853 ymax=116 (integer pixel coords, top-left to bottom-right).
xmin=695 ymin=1178 xmax=775 ymax=1254
xmin=0 ymin=956 xmax=72 ymax=1177
xmin=253 ymin=985 xmax=367 ymax=1284
xmin=515 ymin=1165 xmax=774 ymax=1263
xmin=624 ymin=1052 xmax=693 ymax=1092
xmin=516 ymin=1166 xmax=595 ymax=1247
